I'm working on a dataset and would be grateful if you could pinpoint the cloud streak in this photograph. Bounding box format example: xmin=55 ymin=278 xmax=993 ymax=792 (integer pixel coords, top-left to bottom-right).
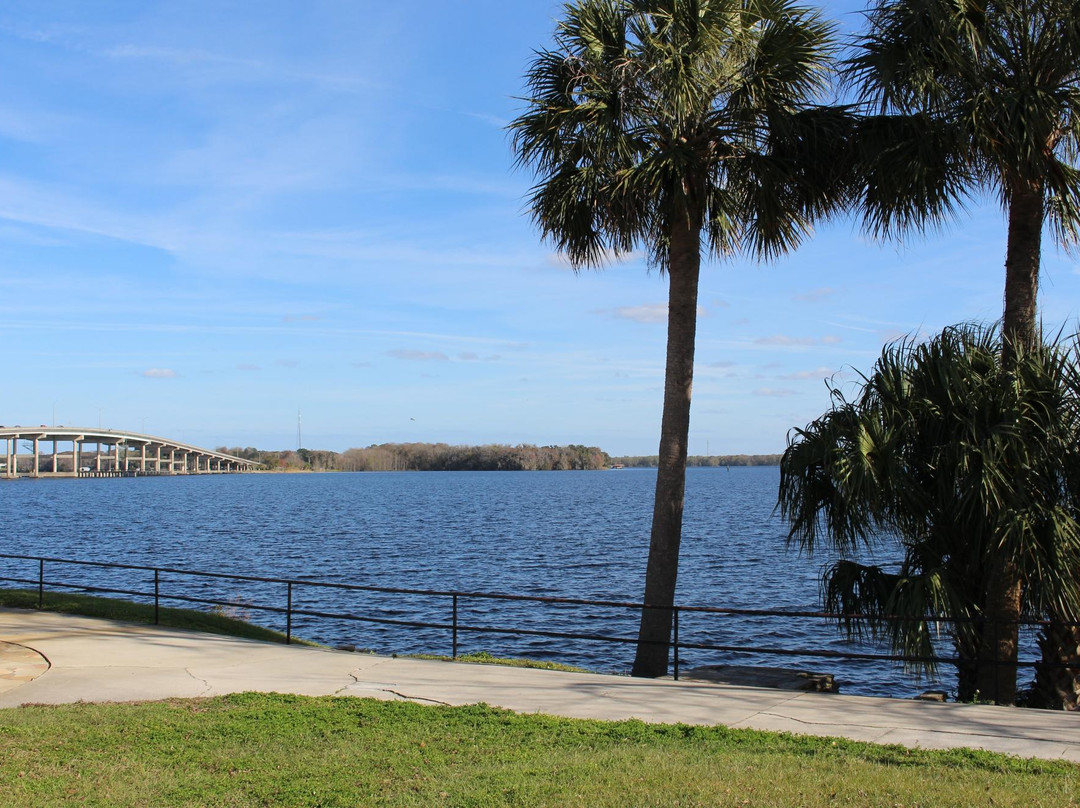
xmin=386 ymin=349 xmax=450 ymax=361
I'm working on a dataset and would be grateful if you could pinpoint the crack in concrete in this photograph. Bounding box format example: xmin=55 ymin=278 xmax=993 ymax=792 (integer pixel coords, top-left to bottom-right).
xmin=727 ymin=691 xmax=811 ymax=726
xmin=331 ymin=670 xmax=366 ymax=696
xmin=183 ymin=668 xmax=213 ymax=695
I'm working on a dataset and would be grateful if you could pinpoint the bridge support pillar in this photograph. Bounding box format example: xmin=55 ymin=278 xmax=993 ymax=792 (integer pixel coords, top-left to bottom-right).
xmin=32 ymin=438 xmax=39 ymax=478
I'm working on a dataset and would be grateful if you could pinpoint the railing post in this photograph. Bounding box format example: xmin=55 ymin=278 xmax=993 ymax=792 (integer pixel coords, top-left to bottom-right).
xmin=286 ymin=582 xmax=293 ymax=645
xmin=154 ymin=569 xmax=160 ymax=625
xmin=673 ymin=606 xmax=680 ymax=681
xmin=452 ymin=593 xmax=459 ymax=659
xmin=38 ymin=558 xmax=44 ymax=610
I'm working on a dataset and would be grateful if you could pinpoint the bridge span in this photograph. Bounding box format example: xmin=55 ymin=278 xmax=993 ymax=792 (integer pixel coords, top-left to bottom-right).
xmin=0 ymin=427 xmax=260 ymax=478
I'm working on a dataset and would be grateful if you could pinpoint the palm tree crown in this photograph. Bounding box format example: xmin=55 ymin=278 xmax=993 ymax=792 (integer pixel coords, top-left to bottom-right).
xmin=511 ymin=0 xmax=846 ymax=676
xmin=849 ymin=0 xmax=1080 ymax=350
xmin=513 ymin=0 xmax=844 ymax=269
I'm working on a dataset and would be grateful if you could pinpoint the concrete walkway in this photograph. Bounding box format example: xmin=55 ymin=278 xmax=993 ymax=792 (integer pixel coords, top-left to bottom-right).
xmin=1 ymin=608 xmax=1077 ymax=763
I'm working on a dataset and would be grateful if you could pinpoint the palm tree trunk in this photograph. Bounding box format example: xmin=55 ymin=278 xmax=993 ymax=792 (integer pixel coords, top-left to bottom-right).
xmin=975 ymin=183 xmax=1043 ymax=705
xmin=1034 ymin=620 xmax=1080 ymax=710
xmin=1001 ymin=182 xmax=1043 ymax=360
xmin=631 ymin=203 xmax=702 ymax=678
xmin=976 ymin=562 xmax=1022 ymax=704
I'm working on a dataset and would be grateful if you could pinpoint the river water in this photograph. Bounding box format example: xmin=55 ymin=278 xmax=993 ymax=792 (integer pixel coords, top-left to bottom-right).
xmin=0 ymin=467 xmax=963 ymax=697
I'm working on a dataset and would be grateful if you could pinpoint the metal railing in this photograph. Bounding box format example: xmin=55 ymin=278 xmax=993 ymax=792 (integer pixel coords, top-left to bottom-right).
xmin=0 ymin=553 xmax=1072 ymax=697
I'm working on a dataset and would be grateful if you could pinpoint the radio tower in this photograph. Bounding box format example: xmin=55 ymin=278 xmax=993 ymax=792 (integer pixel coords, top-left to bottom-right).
xmin=297 ymin=409 xmax=302 ymax=450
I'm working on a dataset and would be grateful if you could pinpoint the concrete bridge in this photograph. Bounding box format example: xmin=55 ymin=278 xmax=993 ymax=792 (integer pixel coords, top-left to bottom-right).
xmin=0 ymin=426 xmax=260 ymax=478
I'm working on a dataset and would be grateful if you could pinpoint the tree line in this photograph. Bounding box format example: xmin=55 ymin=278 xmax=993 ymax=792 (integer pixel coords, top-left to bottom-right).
xmin=217 ymin=443 xmax=612 ymax=472
xmin=612 ymin=454 xmax=780 ymax=468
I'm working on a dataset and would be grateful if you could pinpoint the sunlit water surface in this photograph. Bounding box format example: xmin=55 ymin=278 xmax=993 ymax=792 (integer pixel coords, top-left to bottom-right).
xmin=1 ymin=467 xmax=973 ymax=697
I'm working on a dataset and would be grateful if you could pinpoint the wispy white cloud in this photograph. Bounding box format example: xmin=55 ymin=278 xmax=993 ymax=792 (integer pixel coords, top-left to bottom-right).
xmin=824 ymin=320 xmax=878 ymax=334
xmin=0 ymin=104 xmax=73 ymax=143
xmin=793 ymin=287 xmax=836 ymax=303
xmin=103 ymin=44 xmax=260 ymax=68
xmin=282 ymin=315 xmax=322 ymax=323
xmin=779 ymin=366 xmax=833 ymax=380
xmin=755 ymin=334 xmax=842 ymax=347
xmin=141 ymin=368 xmax=177 ymax=378
xmin=753 ymin=387 xmax=798 ymax=397
xmin=612 ymin=303 xmax=668 ymax=324
xmin=755 ymin=335 xmax=816 ymax=346
xmin=386 ymin=349 xmax=450 ymax=361
xmin=100 ymin=43 xmax=379 ymax=92
xmin=0 ymin=174 xmax=178 ymax=251
xmin=461 ymin=110 xmax=510 ymax=129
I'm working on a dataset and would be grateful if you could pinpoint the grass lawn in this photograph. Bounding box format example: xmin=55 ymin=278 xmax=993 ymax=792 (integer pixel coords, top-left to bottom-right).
xmin=0 ymin=693 xmax=1076 ymax=807
xmin=1 ymin=590 xmax=1077 ymax=805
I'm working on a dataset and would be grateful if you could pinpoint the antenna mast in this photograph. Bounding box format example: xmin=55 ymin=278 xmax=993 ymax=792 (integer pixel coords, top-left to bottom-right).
xmin=297 ymin=409 xmax=302 ymax=451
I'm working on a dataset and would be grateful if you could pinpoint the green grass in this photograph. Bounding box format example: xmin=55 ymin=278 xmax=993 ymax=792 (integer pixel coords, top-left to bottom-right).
xmin=0 ymin=588 xmax=313 ymax=646
xmin=2 ymin=590 xmax=1077 ymax=805
xmin=0 ymin=693 xmax=1075 ymax=807
xmin=407 ymin=651 xmax=589 ymax=673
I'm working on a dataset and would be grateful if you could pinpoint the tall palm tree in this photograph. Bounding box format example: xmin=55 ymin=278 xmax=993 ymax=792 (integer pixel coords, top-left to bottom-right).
xmin=778 ymin=324 xmax=1080 ymax=703
xmin=846 ymin=0 xmax=1080 ymax=704
xmin=510 ymin=0 xmax=848 ymax=676
xmin=849 ymin=0 xmax=1080 ymax=355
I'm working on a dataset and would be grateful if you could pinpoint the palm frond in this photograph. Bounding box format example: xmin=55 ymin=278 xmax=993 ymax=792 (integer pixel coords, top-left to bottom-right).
xmin=780 ymin=322 xmax=1080 ymax=683
xmin=509 ymin=0 xmax=844 ymax=271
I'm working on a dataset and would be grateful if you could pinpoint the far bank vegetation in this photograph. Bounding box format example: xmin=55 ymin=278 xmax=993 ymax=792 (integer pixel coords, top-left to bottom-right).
xmin=613 ymin=454 xmax=781 ymax=468
xmin=217 ymin=443 xmax=780 ymax=472
xmin=219 ymin=443 xmax=612 ymax=472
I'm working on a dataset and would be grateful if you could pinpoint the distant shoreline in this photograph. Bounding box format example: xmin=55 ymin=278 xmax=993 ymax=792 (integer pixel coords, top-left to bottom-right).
xmin=610 ymin=454 xmax=781 ymax=468
xmin=215 ymin=442 xmax=781 ymax=472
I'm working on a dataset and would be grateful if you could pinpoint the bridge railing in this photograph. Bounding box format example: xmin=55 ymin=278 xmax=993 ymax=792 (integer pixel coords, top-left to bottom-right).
xmin=0 ymin=553 xmax=1071 ymax=701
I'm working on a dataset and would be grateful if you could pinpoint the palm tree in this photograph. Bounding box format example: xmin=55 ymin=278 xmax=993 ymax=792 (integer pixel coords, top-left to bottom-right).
xmin=778 ymin=324 xmax=1080 ymax=703
xmin=846 ymin=0 xmax=1080 ymax=705
xmin=849 ymin=0 xmax=1080 ymax=355
xmin=510 ymin=0 xmax=848 ymax=676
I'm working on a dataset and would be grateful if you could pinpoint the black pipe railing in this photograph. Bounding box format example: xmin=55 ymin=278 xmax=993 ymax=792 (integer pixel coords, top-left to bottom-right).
xmin=0 ymin=553 xmax=1073 ymax=698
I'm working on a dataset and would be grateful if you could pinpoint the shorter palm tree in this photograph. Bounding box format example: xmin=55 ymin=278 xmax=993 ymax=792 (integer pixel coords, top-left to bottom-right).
xmin=778 ymin=324 xmax=1080 ymax=703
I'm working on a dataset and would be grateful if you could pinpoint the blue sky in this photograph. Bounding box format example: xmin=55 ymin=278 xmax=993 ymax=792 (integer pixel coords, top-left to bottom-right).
xmin=2 ymin=1 xmax=1078 ymax=456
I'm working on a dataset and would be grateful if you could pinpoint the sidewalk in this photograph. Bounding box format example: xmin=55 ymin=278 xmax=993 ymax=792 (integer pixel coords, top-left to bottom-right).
xmin=1 ymin=607 xmax=1077 ymax=762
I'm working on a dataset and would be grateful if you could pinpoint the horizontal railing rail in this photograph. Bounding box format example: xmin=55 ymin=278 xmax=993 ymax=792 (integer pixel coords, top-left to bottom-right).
xmin=1 ymin=553 xmax=1073 ymax=699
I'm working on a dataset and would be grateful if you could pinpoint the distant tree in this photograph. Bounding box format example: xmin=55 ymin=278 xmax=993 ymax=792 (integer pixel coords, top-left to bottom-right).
xmin=511 ymin=0 xmax=849 ymax=676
